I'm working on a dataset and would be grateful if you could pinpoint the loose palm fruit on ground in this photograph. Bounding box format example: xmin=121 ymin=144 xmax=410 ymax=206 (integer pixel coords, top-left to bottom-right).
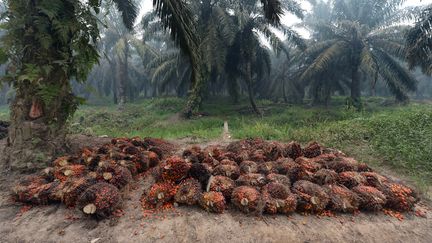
xmin=382 ymin=183 xmax=419 ymax=212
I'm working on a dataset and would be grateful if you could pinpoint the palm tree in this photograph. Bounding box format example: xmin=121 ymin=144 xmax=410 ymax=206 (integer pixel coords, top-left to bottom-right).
xmin=406 ymin=4 xmax=432 ymax=76
xmin=299 ymin=0 xmax=417 ymax=108
xmin=0 ymin=0 xmax=138 ymax=170
xmin=225 ymin=0 xmax=305 ymax=114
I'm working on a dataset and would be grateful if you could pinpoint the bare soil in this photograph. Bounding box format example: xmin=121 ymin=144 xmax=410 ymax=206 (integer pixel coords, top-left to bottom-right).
xmin=0 ymin=136 xmax=431 ymax=243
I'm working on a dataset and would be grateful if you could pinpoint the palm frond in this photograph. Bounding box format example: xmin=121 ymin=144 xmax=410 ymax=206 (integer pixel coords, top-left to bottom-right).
xmin=111 ymin=0 xmax=138 ymax=30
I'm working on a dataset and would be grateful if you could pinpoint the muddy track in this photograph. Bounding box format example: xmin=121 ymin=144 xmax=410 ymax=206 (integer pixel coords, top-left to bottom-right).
xmin=0 ymin=136 xmax=431 ymax=243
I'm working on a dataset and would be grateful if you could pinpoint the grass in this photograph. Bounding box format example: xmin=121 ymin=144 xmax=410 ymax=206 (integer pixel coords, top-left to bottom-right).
xmin=1 ymin=97 xmax=431 ymax=190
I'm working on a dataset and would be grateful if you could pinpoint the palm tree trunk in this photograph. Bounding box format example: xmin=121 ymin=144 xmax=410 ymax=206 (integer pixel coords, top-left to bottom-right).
xmin=282 ymin=80 xmax=288 ymax=103
xmin=246 ymin=62 xmax=261 ymax=115
xmin=351 ymin=67 xmax=361 ymax=110
xmin=4 ymin=70 xmax=71 ymax=171
xmin=183 ymin=52 xmax=207 ymax=118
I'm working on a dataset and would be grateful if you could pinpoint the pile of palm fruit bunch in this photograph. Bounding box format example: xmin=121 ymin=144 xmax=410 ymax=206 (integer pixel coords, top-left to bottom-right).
xmin=0 ymin=120 xmax=9 ymax=139
xmin=12 ymin=137 xmax=175 ymax=218
xmin=142 ymin=138 xmax=420 ymax=216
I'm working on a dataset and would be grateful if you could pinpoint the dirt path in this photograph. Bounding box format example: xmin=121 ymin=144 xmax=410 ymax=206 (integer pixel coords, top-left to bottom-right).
xmin=0 ymin=136 xmax=431 ymax=243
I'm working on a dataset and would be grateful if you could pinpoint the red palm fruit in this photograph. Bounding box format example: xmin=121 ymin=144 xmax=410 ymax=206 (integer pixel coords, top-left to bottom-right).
xmin=250 ymin=149 xmax=267 ymax=163
xmin=189 ymin=163 xmax=212 ymax=187
xmin=161 ymin=156 xmax=191 ymax=182
xmin=236 ymin=173 xmax=267 ymax=188
xmin=283 ymin=141 xmax=303 ymax=160
xmin=353 ymin=186 xmax=387 ymax=211
xmin=203 ymin=145 xmax=225 ymax=161
xmin=39 ymin=167 xmax=56 ymax=182
xmin=309 ymin=153 xmax=338 ymax=165
xmin=202 ymin=157 xmax=220 ymax=169
xmin=175 ymin=178 xmax=202 ymax=205
xmin=233 ymin=150 xmax=249 ymax=164
xmin=12 ymin=175 xmax=53 ymax=205
xmin=103 ymin=166 xmax=133 ymax=189
xmin=266 ymin=173 xmax=291 ymax=187
xmin=239 ymin=160 xmax=258 ymax=174
xmin=361 ymin=172 xmax=388 ymax=188
xmin=119 ymin=160 xmax=139 ymax=176
xmin=209 ymin=176 xmax=235 ymax=200
xmin=199 ymin=191 xmax=226 ymax=213
xmin=61 ymin=176 xmax=97 ymax=207
xmin=303 ymin=141 xmax=323 ymax=158
xmin=263 ymin=142 xmax=284 ymax=161
xmin=231 ymin=186 xmax=264 ymax=214
xmin=226 ymin=140 xmax=251 ymax=154
xmin=295 ymin=157 xmax=323 ymax=173
xmin=313 ymin=169 xmax=339 ymax=185
xmin=131 ymin=137 xmax=145 ymax=147
xmin=274 ymin=158 xmax=295 ymax=174
xmin=358 ymin=163 xmax=373 ymax=172
xmin=143 ymin=151 xmax=160 ymax=168
xmin=143 ymin=137 xmax=175 ymax=158
xmin=324 ymin=184 xmax=359 ymax=213
xmin=381 ymin=183 xmax=419 ymax=212
xmin=213 ymin=164 xmax=240 ymax=180
xmin=257 ymin=162 xmax=278 ymax=175
xmin=77 ymin=182 xmax=122 ymax=218
xmin=338 ymin=172 xmax=366 ymax=189
xmin=292 ymin=180 xmax=330 ymax=213
xmin=219 ymin=152 xmax=237 ymax=161
xmin=145 ymin=182 xmax=177 ymax=206
xmin=123 ymin=145 xmax=141 ymax=155
xmin=183 ymin=146 xmax=204 ymax=163
xmin=53 ymin=156 xmax=72 ymax=167
xmin=220 ymin=159 xmax=237 ymax=166
xmin=324 ymin=157 xmax=359 ymax=173
xmin=54 ymin=164 xmax=87 ymax=182
xmin=285 ymin=161 xmax=311 ymax=182
xmin=262 ymin=183 xmax=297 ymax=215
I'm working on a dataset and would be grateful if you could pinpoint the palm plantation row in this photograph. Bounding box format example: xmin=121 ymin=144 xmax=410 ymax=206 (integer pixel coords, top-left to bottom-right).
xmin=0 ymin=0 xmax=431 ymax=170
